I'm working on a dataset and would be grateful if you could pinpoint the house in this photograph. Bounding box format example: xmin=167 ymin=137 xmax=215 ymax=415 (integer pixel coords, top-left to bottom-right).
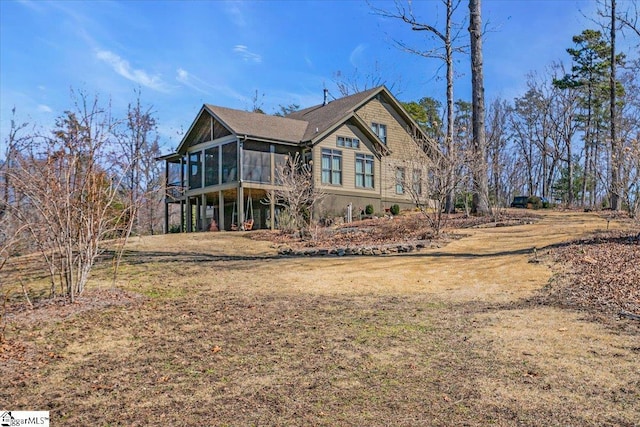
xmin=159 ymin=85 xmax=434 ymax=232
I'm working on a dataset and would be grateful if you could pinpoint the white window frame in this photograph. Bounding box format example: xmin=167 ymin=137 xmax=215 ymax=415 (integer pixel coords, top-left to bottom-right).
xmin=321 ymin=148 xmax=342 ymax=185
xmin=355 ymin=153 xmax=374 ymax=189
xmin=371 ymin=122 xmax=387 ymax=144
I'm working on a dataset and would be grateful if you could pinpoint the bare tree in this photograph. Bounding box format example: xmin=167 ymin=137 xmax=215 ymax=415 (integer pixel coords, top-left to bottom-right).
xmin=486 ymin=98 xmax=511 ymax=207
xmin=615 ymin=0 xmax=640 ymax=39
xmin=400 ymin=144 xmax=468 ymax=233
xmin=618 ymin=70 xmax=640 ymax=217
xmin=114 ymin=90 xmax=162 ymax=235
xmin=264 ymin=153 xmax=325 ymax=235
xmin=332 ymin=60 xmax=398 ymax=97
xmin=469 ymin=0 xmax=490 ymax=214
xmin=595 ymin=0 xmax=640 ymax=209
xmin=138 ymin=138 xmax=163 ymax=235
xmin=609 ymin=0 xmax=621 ymax=210
xmin=371 ymin=0 xmax=466 ymax=212
xmin=3 ymin=91 xmax=130 ymax=302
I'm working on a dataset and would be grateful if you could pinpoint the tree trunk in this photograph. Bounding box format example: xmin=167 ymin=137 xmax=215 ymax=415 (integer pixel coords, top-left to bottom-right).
xmin=444 ymin=0 xmax=456 ymax=213
xmin=610 ymin=0 xmax=620 ymax=210
xmin=469 ymin=0 xmax=489 ymax=214
xmin=567 ymin=136 xmax=573 ymax=205
xmin=582 ymin=140 xmax=590 ymax=206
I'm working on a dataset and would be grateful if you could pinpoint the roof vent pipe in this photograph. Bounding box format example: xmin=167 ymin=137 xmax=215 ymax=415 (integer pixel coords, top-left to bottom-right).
xmin=323 ymin=88 xmax=328 ymax=106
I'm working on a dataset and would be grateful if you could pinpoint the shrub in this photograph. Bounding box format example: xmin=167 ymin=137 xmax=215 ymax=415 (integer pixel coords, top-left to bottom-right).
xmin=169 ymin=224 xmax=182 ymax=233
xmin=528 ymin=196 xmax=543 ymax=210
xmin=365 ymin=204 xmax=374 ymax=215
xmin=390 ymin=204 xmax=400 ymax=215
xmin=276 ymin=208 xmax=297 ymax=233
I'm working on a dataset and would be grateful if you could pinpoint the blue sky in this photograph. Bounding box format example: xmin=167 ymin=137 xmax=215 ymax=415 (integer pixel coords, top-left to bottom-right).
xmin=1 ymin=0 xmax=633 ymax=154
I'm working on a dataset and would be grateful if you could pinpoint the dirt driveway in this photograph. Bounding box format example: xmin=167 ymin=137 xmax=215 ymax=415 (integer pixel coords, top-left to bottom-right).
xmin=3 ymin=211 xmax=638 ymax=426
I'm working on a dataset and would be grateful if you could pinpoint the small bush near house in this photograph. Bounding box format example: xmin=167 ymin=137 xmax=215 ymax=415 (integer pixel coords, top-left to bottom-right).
xmin=390 ymin=204 xmax=400 ymax=215
xmin=365 ymin=204 xmax=374 ymax=215
xmin=276 ymin=208 xmax=297 ymax=233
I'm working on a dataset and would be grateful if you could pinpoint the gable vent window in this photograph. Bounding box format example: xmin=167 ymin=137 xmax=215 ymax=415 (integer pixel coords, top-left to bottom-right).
xmin=371 ymin=123 xmax=387 ymax=145
xmin=337 ymin=136 xmax=360 ymax=149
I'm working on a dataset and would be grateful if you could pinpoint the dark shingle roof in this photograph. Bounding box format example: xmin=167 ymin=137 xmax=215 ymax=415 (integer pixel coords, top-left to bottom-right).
xmin=204 ymin=105 xmax=308 ymax=144
xmin=287 ymin=86 xmax=382 ymax=142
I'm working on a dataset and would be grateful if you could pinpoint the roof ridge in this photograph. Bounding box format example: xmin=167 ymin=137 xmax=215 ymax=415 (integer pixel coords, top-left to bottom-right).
xmin=205 ymin=104 xmax=308 ymax=124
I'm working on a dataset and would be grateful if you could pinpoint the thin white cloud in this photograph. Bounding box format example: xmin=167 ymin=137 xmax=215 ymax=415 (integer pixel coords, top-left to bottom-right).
xmin=176 ymin=68 xmax=189 ymax=82
xmin=304 ymin=55 xmax=314 ymax=69
xmin=176 ymin=68 xmax=210 ymax=95
xmin=233 ymin=45 xmax=262 ymax=64
xmin=349 ymin=43 xmax=367 ymax=67
xmin=175 ymin=67 xmax=246 ymax=101
xmin=96 ymin=49 xmax=168 ymax=92
xmin=37 ymin=104 xmax=53 ymax=113
xmin=224 ymin=1 xmax=247 ymax=27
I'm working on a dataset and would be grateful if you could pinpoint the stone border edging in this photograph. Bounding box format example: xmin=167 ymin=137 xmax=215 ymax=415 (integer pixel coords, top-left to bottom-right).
xmin=277 ymin=240 xmax=441 ymax=257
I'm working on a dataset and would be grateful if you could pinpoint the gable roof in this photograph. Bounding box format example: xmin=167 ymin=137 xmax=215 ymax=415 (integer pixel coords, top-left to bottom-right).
xmin=287 ymin=86 xmax=381 ymax=142
xmin=172 ymin=85 xmax=431 ymax=156
xmin=204 ymin=105 xmax=308 ymax=144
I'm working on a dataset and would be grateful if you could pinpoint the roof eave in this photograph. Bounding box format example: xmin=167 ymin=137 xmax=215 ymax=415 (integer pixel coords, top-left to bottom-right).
xmin=242 ymin=135 xmax=303 ymax=146
xmin=307 ymin=111 xmax=357 ymax=145
xmin=156 ymin=152 xmax=182 ymax=162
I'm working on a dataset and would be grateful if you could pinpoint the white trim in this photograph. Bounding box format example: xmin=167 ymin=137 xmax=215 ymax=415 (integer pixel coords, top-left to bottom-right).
xmin=188 ymin=135 xmax=237 ymax=153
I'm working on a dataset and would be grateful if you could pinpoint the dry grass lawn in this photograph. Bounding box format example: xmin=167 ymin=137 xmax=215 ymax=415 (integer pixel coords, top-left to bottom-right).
xmin=1 ymin=210 xmax=638 ymax=426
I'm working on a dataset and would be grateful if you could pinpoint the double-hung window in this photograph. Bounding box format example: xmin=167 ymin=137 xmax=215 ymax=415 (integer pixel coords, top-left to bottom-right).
xmin=371 ymin=122 xmax=387 ymax=144
xmin=321 ymin=148 xmax=342 ymax=185
xmin=355 ymin=154 xmax=374 ymax=189
xmin=395 ymin=167 xmax=405 ymax=194
xmin=412 ymin=169 xmax=422 ymax=195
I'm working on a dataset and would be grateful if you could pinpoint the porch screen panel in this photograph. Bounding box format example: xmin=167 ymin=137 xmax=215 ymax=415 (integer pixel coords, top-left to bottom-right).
xmin=242 ymin=142 xmax=271 ymax=183
xmin=167 ymin=160 xmax=184 ymax=199
xmin=221 ymin=142 xmax=238 ymax=183
xmin=273 ymin=146 xmax=298 ymax=185
xmin=205 ymin=146 xmax=219 ymax=187
xmin=189 ymin=152 xmax=202 ymax=189
xmin=167 ymin=161 xmax=182 ymax=187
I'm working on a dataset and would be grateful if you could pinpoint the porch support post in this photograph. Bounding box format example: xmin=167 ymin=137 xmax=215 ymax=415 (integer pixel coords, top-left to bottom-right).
xmin=186 ymin=197 xmax=192 ymax=232
xmin=180 ymin=200 xmax=185 ymax=232
xmin=164 ymin=159 xmax=169 ymax=234
xmin=164 ymin=200 xmax=169 ymax=234
xmin=270 ymin=190 xmax=275 ymax=230
xmin=238 ymin=185 xmax=244 ymax=230
xmin=218 ymin=190 xmax=224 ymax=231
xmin=269 ymin=144 xmax=276 ymax=230
xmin=201 ymin=193 xmax=207 ymax=231
xmin=180 ymin=156 xmax=186 ymax=232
